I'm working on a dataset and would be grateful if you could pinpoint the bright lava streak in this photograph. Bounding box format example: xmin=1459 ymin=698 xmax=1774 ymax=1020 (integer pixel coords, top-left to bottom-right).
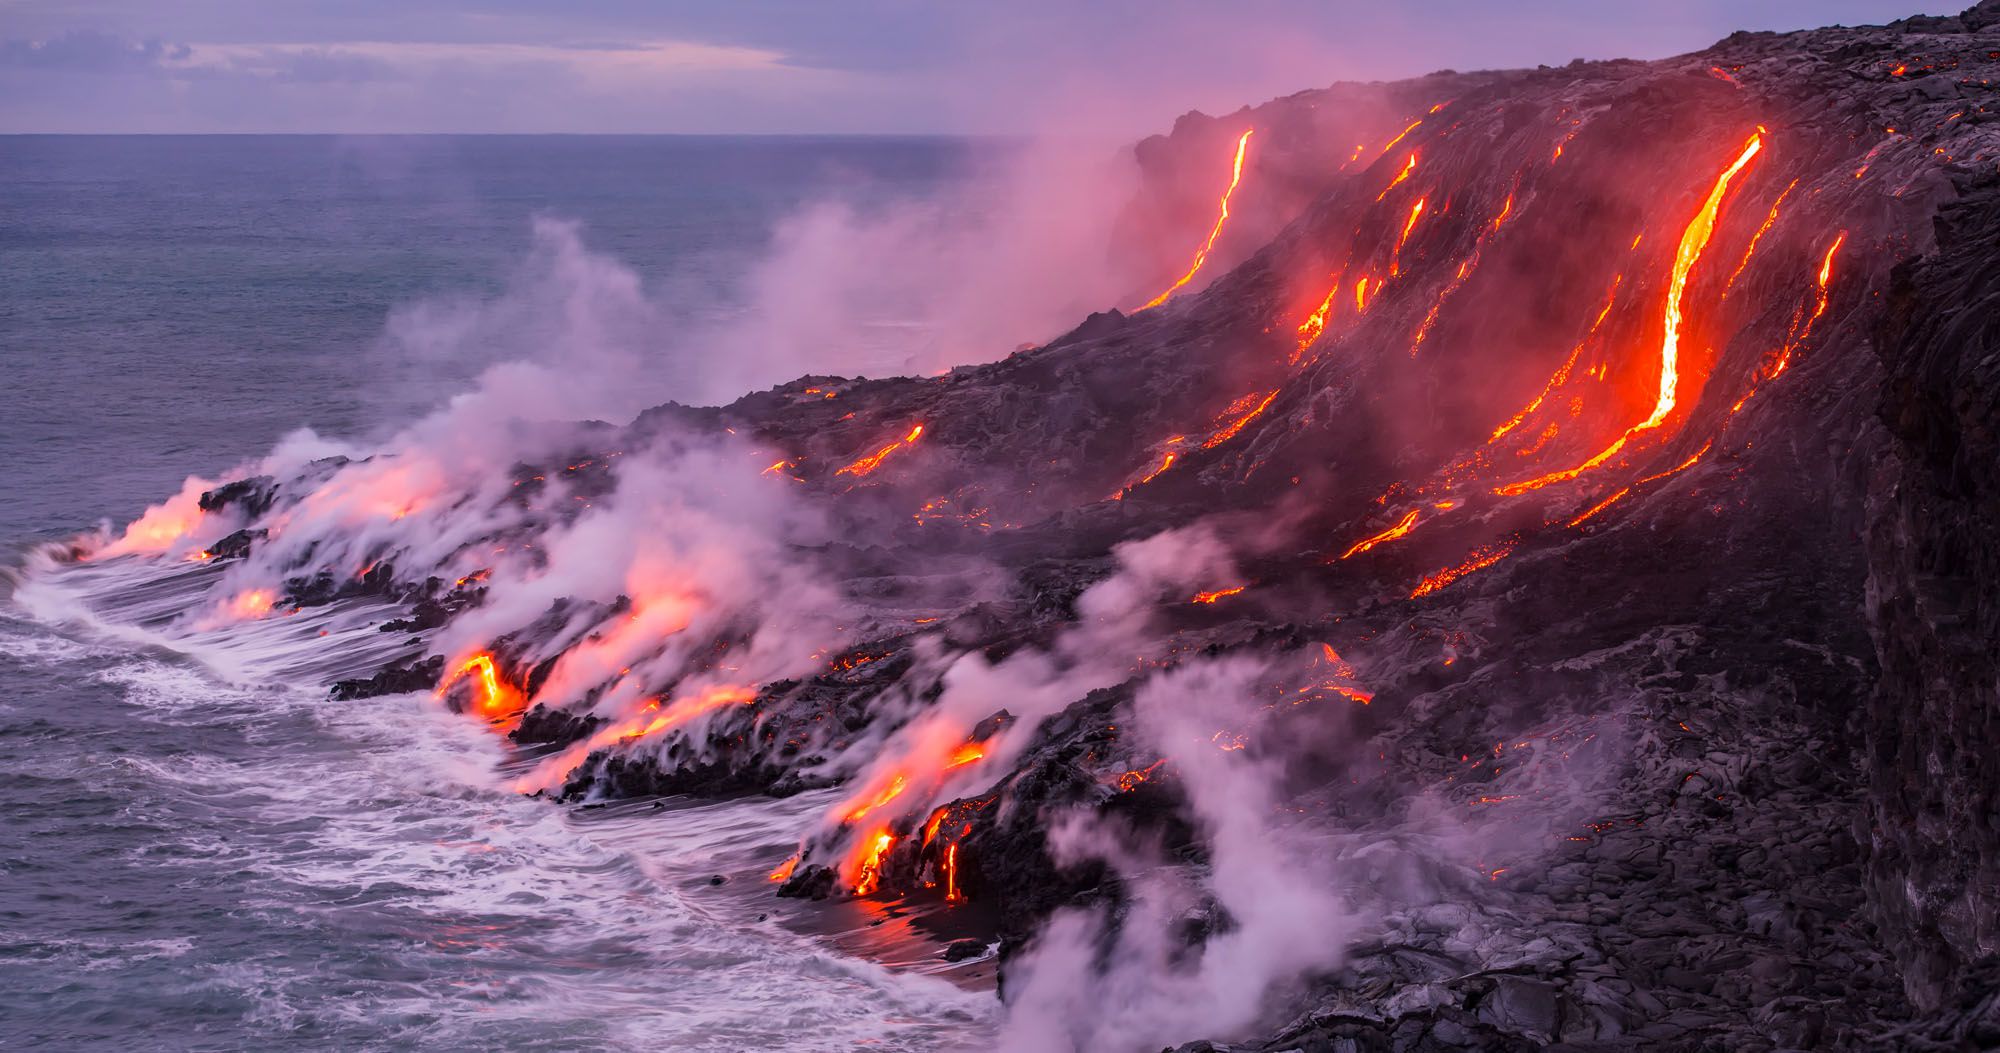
xmin=1142 ymin=129 xmax=1255 ymax=309
xmin=1339 ymin=508 xmax=1421 ymax=559
xmin=1495 ymin=132 xmax=1763 ymax=496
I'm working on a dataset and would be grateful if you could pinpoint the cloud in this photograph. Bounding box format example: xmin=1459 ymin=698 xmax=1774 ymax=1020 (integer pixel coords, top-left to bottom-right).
xmin=0 ymin=1 xmax=1962 ymax=133
xmin=0 ymin=26 xmax=871 ymax=133
xmin=0 ymin=31 xmax=787 ymax=84
xmin=0 ymin=30 xmax=189 ymax=73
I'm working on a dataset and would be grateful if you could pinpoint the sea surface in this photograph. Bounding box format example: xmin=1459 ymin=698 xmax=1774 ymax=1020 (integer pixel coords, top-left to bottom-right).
xmin=0 ymin=135 xmax=997 ymax=1050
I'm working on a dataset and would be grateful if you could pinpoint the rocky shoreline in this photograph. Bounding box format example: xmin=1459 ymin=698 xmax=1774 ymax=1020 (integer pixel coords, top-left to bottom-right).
xmin=95 ymin=3 xmax=2000 ymax=1048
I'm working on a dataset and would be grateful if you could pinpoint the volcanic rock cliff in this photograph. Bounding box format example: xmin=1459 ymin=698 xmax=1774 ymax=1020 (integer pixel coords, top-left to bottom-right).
xmin=62 ymin=3 xmax=2000 ymax=1050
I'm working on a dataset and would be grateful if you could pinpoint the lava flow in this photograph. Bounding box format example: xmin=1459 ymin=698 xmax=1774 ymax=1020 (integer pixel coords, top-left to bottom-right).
xmin=838 ymin=423 xmax=925 ymax=477
xmin=1495 ymin=132 xmax=1764 ymax=496
xmin=1141 ymin=128 xmax=1255 ymax=309
xmin=436 ymin=652 xmax=524 ymax=723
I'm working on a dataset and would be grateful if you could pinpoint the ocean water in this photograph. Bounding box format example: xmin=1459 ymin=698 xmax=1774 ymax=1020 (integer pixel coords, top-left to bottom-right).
xmin=0 ymin=135 xmax=997 ymax=1050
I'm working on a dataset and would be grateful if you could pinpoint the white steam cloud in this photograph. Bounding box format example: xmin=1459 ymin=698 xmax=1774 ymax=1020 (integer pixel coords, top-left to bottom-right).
xmin=997 ymin=655 xmax=1355 ymax=1053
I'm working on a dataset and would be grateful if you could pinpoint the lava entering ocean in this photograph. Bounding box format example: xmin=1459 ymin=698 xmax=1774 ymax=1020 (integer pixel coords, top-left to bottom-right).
xmin=36 ymin=9 xmax=2000 ymax=1051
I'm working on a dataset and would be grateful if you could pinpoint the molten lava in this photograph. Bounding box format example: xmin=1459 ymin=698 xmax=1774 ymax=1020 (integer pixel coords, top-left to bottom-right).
xmin=1410 ymin=541 xmax=1517 ymax=598
xmin=1390 ymin=197 xmax=1427 ymax=276
xmin=1338 ymin=509 xmax=1421 ymax=559
xmin=1191 ymin=586 xmax=1246 ymax=604
xmin=1141 ymin=128 xmax=1255 ymax=310
xmin=852 ymin=828 xmax=896 ymax=896
xmin=436 ymin=652 xmax=524 ymax=722
xmin=1495 ymin=132 xmax=1763 ymax=496
xmin=1201 ymin=391 xmax=1278 ymax=449
xmin=224 ymin=589 xmax=276 ymax=621
xmin=512 ymin=683 xmax=756 ymax=794
xmin=1376 ymin=153 xmax=1418 ymax=202
xmin=1487 ymin=278 xmax=1622 ymax=443
xmin=943 ymin=843 xmax=963 ymax=904
xmin=1724 ymin=179 xmax=1799 ymax=293
xmin=844 ymin=775 xmax=909 ymax=824
xmin=1115 ymin=760 xmax=1166 ymax=791
xmin=1295 ymin=274 xmax=1344 ymax=357
xmin=945 ymin=741 xmax=986 ymax=770
xmin=838 ymin=424 xmax=925 ymax=477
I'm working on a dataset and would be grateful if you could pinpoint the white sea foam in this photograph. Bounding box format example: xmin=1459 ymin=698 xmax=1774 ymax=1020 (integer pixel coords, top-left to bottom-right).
xmin=5 ymin=557 xmax=998 ymax=1051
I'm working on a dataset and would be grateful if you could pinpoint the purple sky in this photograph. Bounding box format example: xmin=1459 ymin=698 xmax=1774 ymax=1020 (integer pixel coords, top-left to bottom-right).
xmin=0 ymin=1 xmax=1964 ymax=135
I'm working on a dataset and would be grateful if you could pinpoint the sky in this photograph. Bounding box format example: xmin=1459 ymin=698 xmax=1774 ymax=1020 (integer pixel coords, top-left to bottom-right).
xmin=0 ymin=1 xmax=1965 ymax=135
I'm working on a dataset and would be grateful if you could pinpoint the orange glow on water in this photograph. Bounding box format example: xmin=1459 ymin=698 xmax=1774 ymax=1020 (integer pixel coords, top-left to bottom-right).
xmin=224 ymin=589 xmax=275 ymax=620
xmin=769 ymin=855 xmax=799 ymax=883
xmin=89 ymin=477 xmax=212 ymax=560
xmin=1142 ymin=129 xmax=1255 ymax=309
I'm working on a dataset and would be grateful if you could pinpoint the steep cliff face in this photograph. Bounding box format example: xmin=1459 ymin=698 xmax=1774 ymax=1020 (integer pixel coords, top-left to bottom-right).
xmin=1867 ymin=168 xmax=2000 ymax=1011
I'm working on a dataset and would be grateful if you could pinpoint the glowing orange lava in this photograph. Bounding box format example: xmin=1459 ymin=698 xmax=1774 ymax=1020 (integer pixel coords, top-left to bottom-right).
xmin=1376 ymin=119 xmax=1423 ymax=159
xmin=512 ymin=684 xmax=756 ymax=794
xmin=1191 ymin=586 xmax=1246 ymax=604
xmin=769 ymin=855 xmax=799 ymax=883
xmin=838 ymin=424 xmax=925 ymax=477
xmin=1338 ymin=509 xmax=1420 ymax=559
xmin=1115 ymin=760 xmax=1165 ymax=791
xmin=1567 ymin=439 xmax=1714 ymax=527
xmin=1201 ymin=391 xmax=1278 ymax=449
xmin=853 ymin=829 xmax=896 ymax=896
xmin=1410 ymin=541 xmax=1517 ymax=598
xmin=1142 ymin=129 xmax=1255 ymax=309
xmin=844 ymin=775 xmax=909 ymax=824
xmin=1488 ymin=277 xmax=1622 ymax=442
xmin=1376 ymin=153 xmax=1418 ymax=202
xmin=436 ymin=652 xmax=523 ymax=721
xmin=944 ymin=843 xmax=963 ymax=904
xmin=224 ymin=589 xmax=276 ymax=620
xmin=1390 ymin=197 xmax=1427 ymax=276
xmin=1723 ymin=179 xmax=1798 ymax=293
xmin=1295 ymin=276 xmax=1343 ymax=357
xmin=1495 ymin=133 xmax=1763 ymax=496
